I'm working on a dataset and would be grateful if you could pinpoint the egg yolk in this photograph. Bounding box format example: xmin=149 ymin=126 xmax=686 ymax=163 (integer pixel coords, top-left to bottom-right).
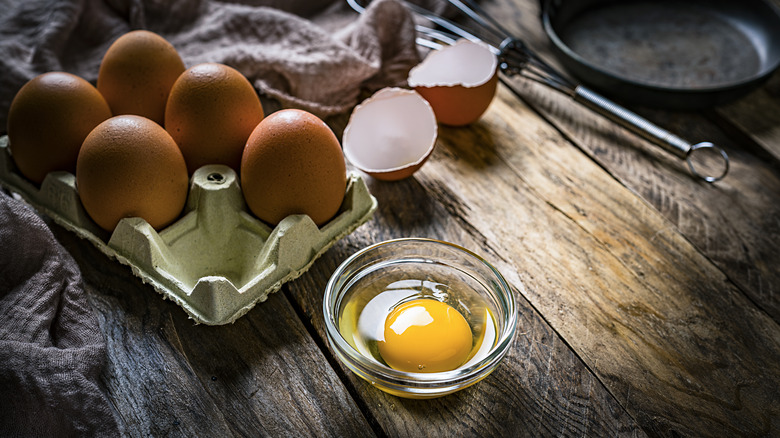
xmin=378 ymin=299 xmax=472 ymax=373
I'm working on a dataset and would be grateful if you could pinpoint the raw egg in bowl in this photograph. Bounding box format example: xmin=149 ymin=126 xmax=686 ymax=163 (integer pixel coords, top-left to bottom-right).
xmin=323 ymin=238 xmax=517 ymax=399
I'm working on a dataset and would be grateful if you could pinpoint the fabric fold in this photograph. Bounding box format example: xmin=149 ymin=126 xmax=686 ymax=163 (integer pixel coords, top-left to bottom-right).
xmin=0 ymin=190 xmax=120 ymax=437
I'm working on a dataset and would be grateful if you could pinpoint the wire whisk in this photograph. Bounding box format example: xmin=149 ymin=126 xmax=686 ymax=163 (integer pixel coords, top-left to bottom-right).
xmin=347 ymin=0 xmax=730 ymax=183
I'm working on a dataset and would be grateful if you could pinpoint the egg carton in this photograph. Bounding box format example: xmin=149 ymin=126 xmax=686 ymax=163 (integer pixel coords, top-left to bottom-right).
xmin=0 ymin=135 xmax=377 ymax=325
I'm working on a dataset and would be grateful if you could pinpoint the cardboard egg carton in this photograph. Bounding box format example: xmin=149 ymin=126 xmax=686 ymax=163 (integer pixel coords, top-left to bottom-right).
xmin=0 ymin=135 xmax=377 ymax=325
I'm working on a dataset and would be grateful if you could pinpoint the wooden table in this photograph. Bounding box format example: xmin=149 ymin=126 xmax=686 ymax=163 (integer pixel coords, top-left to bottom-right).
xmin=49 ymin=0 xmax=780 ymax=436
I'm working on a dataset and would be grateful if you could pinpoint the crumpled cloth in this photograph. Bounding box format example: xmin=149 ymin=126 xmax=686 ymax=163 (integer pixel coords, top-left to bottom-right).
xmin=0 ymin=0 xmax=422 ymax=435
xmin=0 ymin=190 xmax=119 ymax=437
xmin=0 ymin=0 xmax=421 ymax=130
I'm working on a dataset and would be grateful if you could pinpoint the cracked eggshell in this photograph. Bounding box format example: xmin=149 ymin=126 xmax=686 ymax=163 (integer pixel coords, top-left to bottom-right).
xmin=342 ymin=87 xmax=437 ymax=181
xmin=408 ymin=39 xmax=499 ymax=126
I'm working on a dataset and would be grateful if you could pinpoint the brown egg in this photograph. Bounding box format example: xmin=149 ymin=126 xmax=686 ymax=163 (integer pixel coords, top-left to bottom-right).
xmin=240 ymin=109 xmax=346 ymax=227
xmin=97 ymin=30 xmax=185 ymax=125
xmin=165 ymin=63 xmax=265 ymax=174
xmin=76 ymin=115 xmax=189 ymax=231
xmin=6 ymin=72 xmax=112 ymax=184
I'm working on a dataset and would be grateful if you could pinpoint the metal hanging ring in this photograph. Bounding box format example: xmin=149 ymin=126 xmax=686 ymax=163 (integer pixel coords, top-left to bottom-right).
xmin=686 ymin=142 xmax=730 ymax=183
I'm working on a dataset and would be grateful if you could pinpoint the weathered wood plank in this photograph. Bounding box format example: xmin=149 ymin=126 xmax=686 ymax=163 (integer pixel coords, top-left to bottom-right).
xmin=289 ymin=177 xmax=646 ymax=437
xmin=480 ymin=0 xmax=780 ymax=324
xmin=717 ymin=73 xmax=780 ymax=163
xmin=410 ymin=85 xmax=780 ymax=436
xmin=506 ymin=73 xmax=780 ymax=321
xmin=50 ymin=224 xmax=375 ymax=437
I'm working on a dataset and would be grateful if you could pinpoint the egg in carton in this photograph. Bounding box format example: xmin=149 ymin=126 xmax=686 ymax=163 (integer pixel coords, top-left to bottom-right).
xmin=0 ymin=135 xmax=377 ymax=325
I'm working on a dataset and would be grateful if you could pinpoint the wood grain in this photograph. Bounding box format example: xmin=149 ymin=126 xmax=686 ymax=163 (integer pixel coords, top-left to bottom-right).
xmin=718 ymin=73 xmax=780 ymax=163
xmin=502 ymin=74 xmax=780 ymax=321
xmin=481 ymin=0 xmax=780 ymax=324
xmin=412 ymin=86 xmax=780 ymax=436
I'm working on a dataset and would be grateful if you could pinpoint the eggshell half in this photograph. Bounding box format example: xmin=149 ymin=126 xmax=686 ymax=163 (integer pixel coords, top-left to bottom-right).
xmin=342 ymin=88 xmax=437 ymax=181
xmin=408 ymin=39 xmax=498 ymax=126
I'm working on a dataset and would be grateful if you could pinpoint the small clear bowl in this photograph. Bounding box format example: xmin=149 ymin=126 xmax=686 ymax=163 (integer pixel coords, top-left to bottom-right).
xmin=323 ymin=238 xmax=517 ymax=399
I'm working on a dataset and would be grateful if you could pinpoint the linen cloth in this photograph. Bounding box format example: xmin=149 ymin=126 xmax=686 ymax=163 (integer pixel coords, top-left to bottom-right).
xmin=0 ymin=190 xmax=119 ymax=437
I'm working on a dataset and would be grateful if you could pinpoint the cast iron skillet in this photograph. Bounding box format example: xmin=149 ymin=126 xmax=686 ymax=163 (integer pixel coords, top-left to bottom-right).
xmin=542 ymin=0 xmax=780 ymax=109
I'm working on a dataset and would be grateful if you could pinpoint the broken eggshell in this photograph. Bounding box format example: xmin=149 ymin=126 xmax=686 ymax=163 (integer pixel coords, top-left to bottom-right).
xmin=342 ymin=87 xmax=437 ymax=181
xmin=408 ymin=39 xmax=499 ymax=126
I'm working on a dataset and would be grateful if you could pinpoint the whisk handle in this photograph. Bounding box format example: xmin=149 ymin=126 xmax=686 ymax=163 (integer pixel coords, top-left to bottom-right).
xmin=573 ymin=85 xmax=690 ymax=158
xmin=572 ymin=85 xmax=729 ymax=182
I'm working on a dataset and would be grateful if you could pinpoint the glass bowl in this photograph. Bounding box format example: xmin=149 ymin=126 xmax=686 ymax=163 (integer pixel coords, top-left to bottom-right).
xmin=323 ymin=238 xmax=517 ymax=399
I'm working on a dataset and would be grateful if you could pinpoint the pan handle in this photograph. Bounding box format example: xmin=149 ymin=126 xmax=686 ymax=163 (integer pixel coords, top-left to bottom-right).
xmin=573 ymin=85 xmax=729 ymax=183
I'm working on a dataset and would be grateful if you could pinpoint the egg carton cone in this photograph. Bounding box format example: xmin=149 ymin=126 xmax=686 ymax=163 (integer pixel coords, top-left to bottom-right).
xmin=0 ymin=135 xmax=377 ymax=325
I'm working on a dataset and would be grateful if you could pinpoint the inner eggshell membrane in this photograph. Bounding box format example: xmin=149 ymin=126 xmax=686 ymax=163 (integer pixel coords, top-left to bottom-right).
xmin=408 ymin=39 xmax=497 ymax=88
xmin=342 ymin=87 xmax=437 ymax=181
